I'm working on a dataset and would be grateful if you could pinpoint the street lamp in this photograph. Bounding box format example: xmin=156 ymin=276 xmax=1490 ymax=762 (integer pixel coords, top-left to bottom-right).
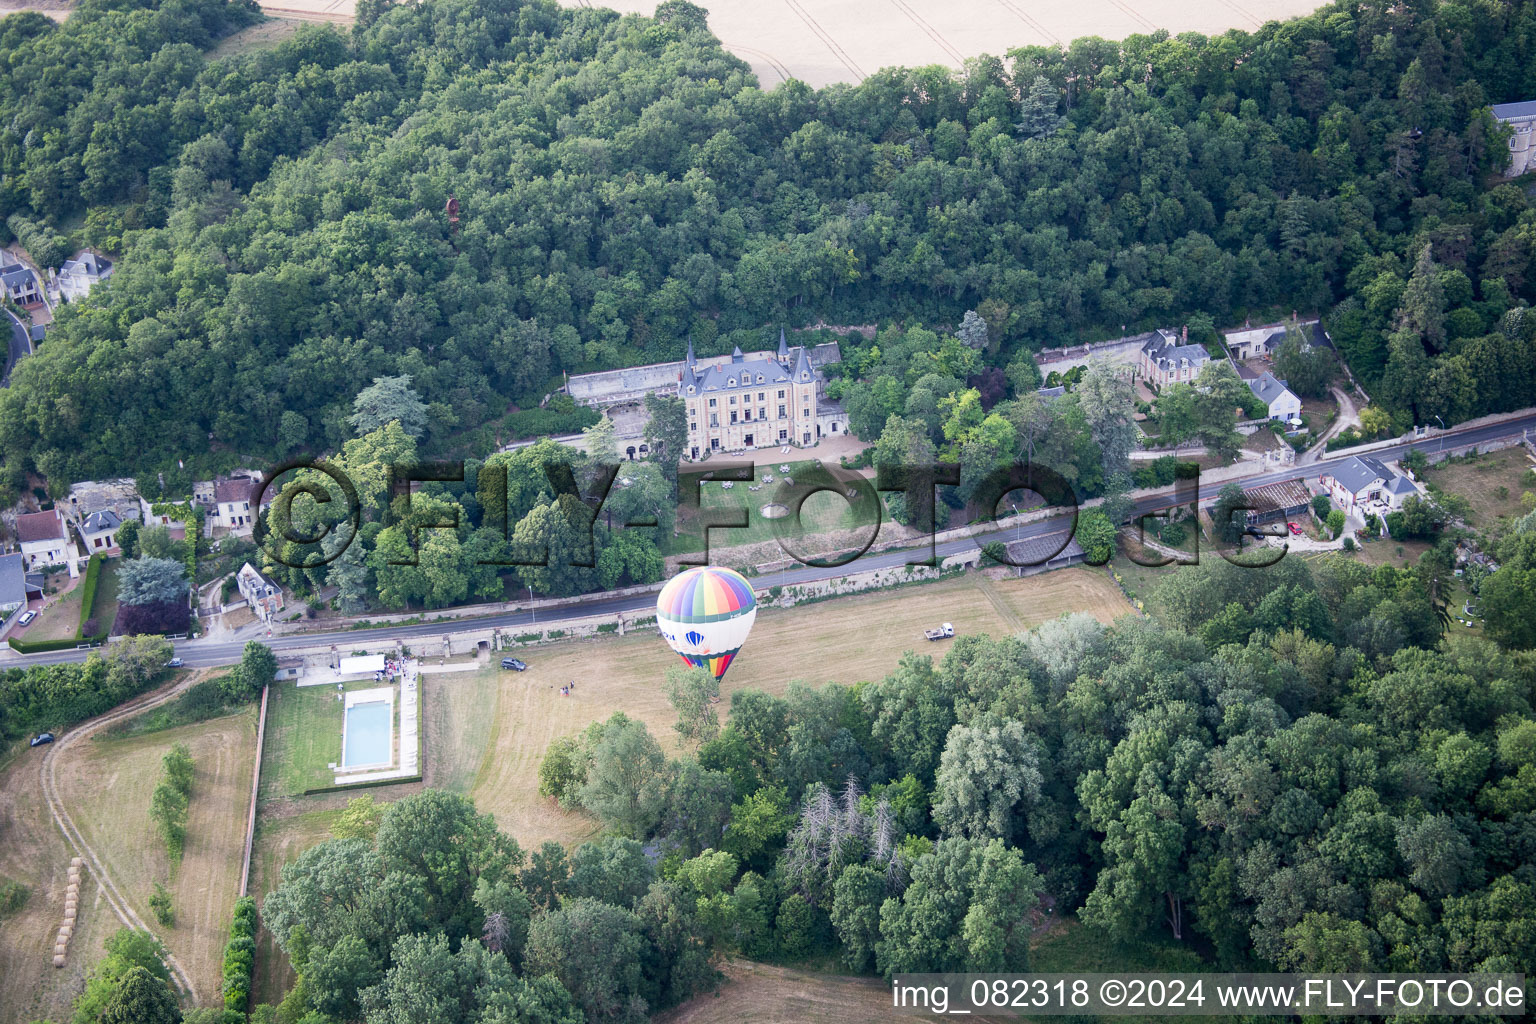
xmin=528 ymin=585 xmax=535 ymax=627
xmin=1434 ymin=415 xmax=1445 ymax=455
xmin=1011 ymin=501 xmax=1021 ymax=544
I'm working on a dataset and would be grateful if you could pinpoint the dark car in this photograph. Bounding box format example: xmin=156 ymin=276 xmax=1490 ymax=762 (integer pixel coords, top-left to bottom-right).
xmin=166 ymin=657 xmax=184 ymax=668
xmin=500 ymin=657 xmax=527 ymax=671
xmin=30 ymin=732 xmax=54 ymax=747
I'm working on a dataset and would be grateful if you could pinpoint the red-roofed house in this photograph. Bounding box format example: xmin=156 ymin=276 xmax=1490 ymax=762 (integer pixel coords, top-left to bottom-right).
xmin=16 ymin=508 xmax=73 ymax=571
xmin=208 ymin=475 xmax=270 ymax=536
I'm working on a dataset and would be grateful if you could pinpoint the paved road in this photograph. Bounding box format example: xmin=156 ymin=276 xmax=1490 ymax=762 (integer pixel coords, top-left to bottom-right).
xmin=8 ymin=411 xmax=1536 ymax=671
xmin=1 ymin=307 xmax=29 ymax=387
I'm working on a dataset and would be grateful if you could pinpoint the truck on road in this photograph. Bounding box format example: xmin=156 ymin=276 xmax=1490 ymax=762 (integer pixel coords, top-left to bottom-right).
xmin=924 ymin=623 xmax=955 ymax=641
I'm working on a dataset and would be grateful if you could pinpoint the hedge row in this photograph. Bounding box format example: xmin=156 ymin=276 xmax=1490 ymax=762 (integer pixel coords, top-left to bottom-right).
xmin=221 ymin=896 xmax=257 ymax=1011
xmin=77 ymin=554 xmax=103 ymax=635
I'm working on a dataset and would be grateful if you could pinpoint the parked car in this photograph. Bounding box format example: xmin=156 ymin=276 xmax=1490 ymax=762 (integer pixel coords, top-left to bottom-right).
xmin=30 ymin=732 xmax=54 ymax=747
xmin=501 ymin=657 xmax=527 ymax=671
xmin=1287 ymin=522 xmax=1303 ymax=536
xmin=16 ymin=610 xmax=35 ymax=626
xmin=166 ymin=657 xmax=183 ymax=668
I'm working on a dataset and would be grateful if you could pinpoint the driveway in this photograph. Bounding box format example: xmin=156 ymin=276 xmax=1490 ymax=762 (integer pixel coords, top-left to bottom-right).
xmin=1 ymin=307 xmax=30 ymax=387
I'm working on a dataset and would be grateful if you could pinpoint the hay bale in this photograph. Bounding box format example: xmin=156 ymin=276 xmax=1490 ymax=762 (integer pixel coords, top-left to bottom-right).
xmin=66 ymin=882 xmax=78 ymax=894
xmin=71 ymin=857 xmax=83 ymax=868
xmin=58 ymin=925 xmax=72 ymax=938
xmin=53 ymin=955 xmax=65 ymax=968
xmin=63 ymin=907 xmax=75 ymax=921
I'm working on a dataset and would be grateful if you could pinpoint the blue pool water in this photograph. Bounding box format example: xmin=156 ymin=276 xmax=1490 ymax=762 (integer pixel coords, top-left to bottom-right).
xmin=343 ymin=701 xmax=391 ymax=767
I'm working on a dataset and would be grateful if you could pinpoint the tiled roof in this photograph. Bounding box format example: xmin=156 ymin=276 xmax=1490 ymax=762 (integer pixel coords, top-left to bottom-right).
xmin=1247 ymin=372 xmax=1296 ymax=407
xmin=1141 ymin=329 xmax=1210 ymax=372
xmin=685 ymin=352 xmax=793 ymax=393
xmin=82 ymin=509 xmax=121 ymax=534
xmin=0 ymin=553 xmax=30 ymax=609
xmin=15 ymin=509 xmax=66 ymax=543
xmin=213 ymin=477 xmax=255 ymax=503
xmin=1330 ymin=456 xmax=1396 ymax=495
xmin=1492 ymin=100 xmax=1536 ymax=120
xmin=1002 ymin=530 xmax=1086 ymax=567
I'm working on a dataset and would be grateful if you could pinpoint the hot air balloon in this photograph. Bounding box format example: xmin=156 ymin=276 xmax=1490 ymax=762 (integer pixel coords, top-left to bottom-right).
xmin=655 ymin=566 xmax=757 ymax=680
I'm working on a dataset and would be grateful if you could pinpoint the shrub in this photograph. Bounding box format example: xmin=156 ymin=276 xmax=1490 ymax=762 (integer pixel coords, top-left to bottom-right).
xmin=0 ymin=878 xmax=27 ymax=916
xmin=774 ymin=892 xmax=814 ymax=959
xmin=1343 ymin=537 xmax=1357 ymax=552
xmin=149 ymin=883 xmax=174 ymax=926
xmin=117 ymin=599 xmax=192 ymax=636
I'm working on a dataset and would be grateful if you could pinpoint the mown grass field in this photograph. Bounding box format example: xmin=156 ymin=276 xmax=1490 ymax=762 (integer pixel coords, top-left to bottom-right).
xmin=457 ymin=568 xmax=1130 ymax=849
xmin=50 ymin=707 xmax=258 ymax=1007
xmin=656 ymin=922 xmax=1212 ymax=1024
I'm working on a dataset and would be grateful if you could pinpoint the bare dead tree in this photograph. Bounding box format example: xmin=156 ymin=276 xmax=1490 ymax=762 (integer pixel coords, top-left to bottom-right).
xmin=482 ymin=910 xmax=510 ymax=954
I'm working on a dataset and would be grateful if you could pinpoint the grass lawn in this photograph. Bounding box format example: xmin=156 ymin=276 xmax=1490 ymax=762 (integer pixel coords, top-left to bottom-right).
xmin=258 ymin=679 xmax=394 ymax=799
xmin=1423 ymin=447 xmax=1536 ymax=529
xmin=52 ymin=707 xmax=258 ymax=1005
xmin=461 ymin=568 xmax=1132 ymax=849
xmin=1349 ymin=537 xmax=1431 ymax=568
xmin=24 ymin=578 xmax=84 ymax=641
xmin=89 ymin=559 xmax=120 ymax=635
xmin=246 ymin=569 xmax=1135 ymax=1012
xmin=664 ymin=458 xmax=874 ymax=557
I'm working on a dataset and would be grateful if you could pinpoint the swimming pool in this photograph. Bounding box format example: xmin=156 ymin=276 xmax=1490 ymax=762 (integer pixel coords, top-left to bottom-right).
xmin=342 ymin=700 xmax=391 ymax=768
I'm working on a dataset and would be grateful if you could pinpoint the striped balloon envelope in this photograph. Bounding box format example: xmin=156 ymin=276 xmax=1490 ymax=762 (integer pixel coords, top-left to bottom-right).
xmin=655 ymin=566 xmax=758 ymax=680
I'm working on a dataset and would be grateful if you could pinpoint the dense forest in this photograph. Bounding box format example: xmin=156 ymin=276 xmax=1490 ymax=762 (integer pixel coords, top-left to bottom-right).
xmin=6 ymin=0 xmax=1536 ymax=493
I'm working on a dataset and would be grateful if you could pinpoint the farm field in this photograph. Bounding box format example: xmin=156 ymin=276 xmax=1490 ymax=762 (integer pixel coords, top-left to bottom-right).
xmin=229 ymin=0 xmax=1332 ymax=89
xmin=0 ymin=742 xmax=107 ymax=1024
xmin=460 ymin=568 xmax=1129 ymax=848
xmin=48 ymin=707 xmax=258 ymax=1010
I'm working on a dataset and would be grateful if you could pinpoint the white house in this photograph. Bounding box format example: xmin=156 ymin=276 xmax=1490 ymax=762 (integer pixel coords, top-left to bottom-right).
xmin=1320 ymin=456 xmax=1419 ymax=515
xmin=206 ymin=475 xmax=269 ymax=536
xmin=1247 ymin=372 xmax=1303 ymax=423
xmin=16 ymin=508 xmax=72 ymax=571
xmin=79 ymin=509 xmax=122 ymax=554
xmin=54 ymin=250 xmax=113 ymax=303
xmin=235 ymin=561 xmax=284 ymax=621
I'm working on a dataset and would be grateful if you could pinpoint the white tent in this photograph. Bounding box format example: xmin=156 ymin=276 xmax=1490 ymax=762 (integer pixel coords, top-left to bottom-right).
xmin=338 ymin=654 xmax=387 ymax=676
